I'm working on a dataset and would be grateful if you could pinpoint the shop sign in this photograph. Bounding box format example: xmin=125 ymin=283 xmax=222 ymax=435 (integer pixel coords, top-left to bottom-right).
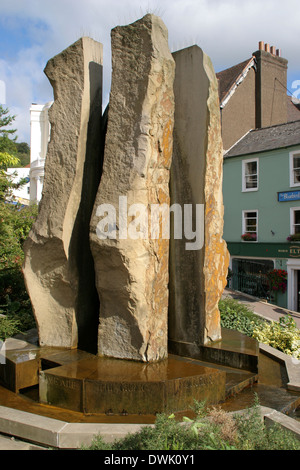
xmin=289 ymin=245 xmax=300 ymax=258
xmin=278 ymin=191 xmax=300 ymax=202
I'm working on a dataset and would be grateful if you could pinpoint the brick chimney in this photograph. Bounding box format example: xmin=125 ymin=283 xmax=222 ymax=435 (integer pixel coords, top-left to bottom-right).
xmin=253 ymin=41 xmax=288 ymax=128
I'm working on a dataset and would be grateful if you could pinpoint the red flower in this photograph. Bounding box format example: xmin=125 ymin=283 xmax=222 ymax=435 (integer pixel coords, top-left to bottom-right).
xmin=267 ymin=269 xmax=287 ymax=294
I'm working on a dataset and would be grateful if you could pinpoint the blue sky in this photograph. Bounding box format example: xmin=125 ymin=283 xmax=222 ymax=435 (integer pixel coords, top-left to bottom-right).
xmin=0 ymin=18 xmax=50 ymax=61
xmin=0 ymin=0 xmax=299 ymax=143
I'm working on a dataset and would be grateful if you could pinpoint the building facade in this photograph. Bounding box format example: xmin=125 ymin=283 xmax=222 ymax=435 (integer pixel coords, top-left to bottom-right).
xmin=223 ymin=120 xmax=300 ymax=311
xmin=29 ymin=102 xmax=52 ymax=203
xmin=217 ymin=41 xmax=300 ymax=151
xmin=5 ymin=166 xmax=30 ymax=205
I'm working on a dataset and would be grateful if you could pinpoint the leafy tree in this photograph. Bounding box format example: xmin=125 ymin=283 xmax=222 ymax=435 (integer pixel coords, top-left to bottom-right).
xmin=0 ymin=202 xmax=38 ymax=337
xmin=0 ymin=106 xmax=30 ymax=200
xmin=0 ymin=105 xmax=17 ymax=137
xmin=15 ymin=142 xmax=29 ymax=154
xmin=0 ymin=105 xmax=19 ymax=168
xmin=0 ymin=134 xmax=17 ymax=157
xmin=0 ymin=106 xmax=36 ymax=337
xmin=15 ymin=141 xmax=30 ymax=167
xmin=0 ymin=105 xmax=18 ymax=161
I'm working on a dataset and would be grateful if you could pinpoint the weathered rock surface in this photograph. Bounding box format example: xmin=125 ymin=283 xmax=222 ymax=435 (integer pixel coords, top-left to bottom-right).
xmin=90 ymin=14 xmax=175 ymax=362
xmin=23 ymin=38 xmax=104 ymax=350
xmin=169 ymin=45 xmax=229 ymax=349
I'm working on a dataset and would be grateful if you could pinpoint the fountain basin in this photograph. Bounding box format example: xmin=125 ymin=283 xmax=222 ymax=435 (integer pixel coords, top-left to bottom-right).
xmin=39 ymin=354 xmax=226 ymax=415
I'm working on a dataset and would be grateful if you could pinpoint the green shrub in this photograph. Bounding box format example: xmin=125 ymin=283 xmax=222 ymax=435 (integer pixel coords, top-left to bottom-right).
xmin=219 ymin=297 xmax=300 ymax=360
xmin=83 ymin=398 xmax=300 ymax=451
xmin=253 ymin=315 xmax=300 ymax=359
xmin=0 ymin=202 xmax=38 ymax=270
xmin=219 ymin=297 xmax=267 ymax=337
xmin=233 ymin=396 xmax=300 ymax=450
xmin=0 ymin=295 xmax=36 ymax=341
xmin=0 ymin=202 xmax=37 ymax=338
xmin=0 ymin=314 xmax=21 ymax=341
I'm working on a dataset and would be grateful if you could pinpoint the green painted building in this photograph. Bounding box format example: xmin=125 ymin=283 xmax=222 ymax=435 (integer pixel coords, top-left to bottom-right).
xmin=223 ymin=120 xmax=300 ymax=311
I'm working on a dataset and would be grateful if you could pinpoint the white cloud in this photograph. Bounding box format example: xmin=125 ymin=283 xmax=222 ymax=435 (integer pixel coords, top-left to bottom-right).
xmin=0 ymin=0 xmax=299 ymax=143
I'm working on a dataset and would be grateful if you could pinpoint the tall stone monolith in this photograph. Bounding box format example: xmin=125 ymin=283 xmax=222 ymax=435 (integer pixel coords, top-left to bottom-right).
xmin=90 ymin=14 xmax=175 ymax=362
xmin=168 ymin=46 xmax=229 ymax=352
xmin=23 ymin=38 xmax=104 ymax=351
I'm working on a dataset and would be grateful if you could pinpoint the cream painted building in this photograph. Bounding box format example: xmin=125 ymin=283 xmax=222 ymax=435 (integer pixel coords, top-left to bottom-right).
xmin=29 ymin=102 xmax=52 ymax=203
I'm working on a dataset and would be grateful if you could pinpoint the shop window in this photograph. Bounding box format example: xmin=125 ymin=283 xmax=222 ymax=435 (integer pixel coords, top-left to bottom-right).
xmin=232 ymin=258 xmax=274 ymax=275
xmin=231 ymin=258 xmax=274 ymax=298
xmin=289 ymin=151 xmax=300 ymax=187
xmin=242 ymin=158 xmax=258 ymax=191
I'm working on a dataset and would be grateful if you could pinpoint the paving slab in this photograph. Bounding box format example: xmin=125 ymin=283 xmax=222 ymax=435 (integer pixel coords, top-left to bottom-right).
xmin=0 ymin=405 xmax=67 ymax=447
xmin=58 ymin=423 xmax=151 ymax=448
xmin=0 ymin=405 xmax=151 ymax=449
xmin=0 ymin=434 xmax=46 ymax=450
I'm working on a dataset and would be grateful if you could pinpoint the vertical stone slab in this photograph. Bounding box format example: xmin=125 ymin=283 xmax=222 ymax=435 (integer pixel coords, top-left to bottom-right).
xmin=168 ymin=46 xmax=229 ymax=349
xmin=90 ymin=15 xmax=175 ymax=362
xmin=23 ymin=38 xmax=103 ymax=350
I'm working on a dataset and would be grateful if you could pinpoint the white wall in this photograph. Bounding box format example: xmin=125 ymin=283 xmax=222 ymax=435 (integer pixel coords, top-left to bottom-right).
xmin=6 ymin=167 xmax=30 ymax=204
xmin=29 ymin=102 xmax=52 ymax=203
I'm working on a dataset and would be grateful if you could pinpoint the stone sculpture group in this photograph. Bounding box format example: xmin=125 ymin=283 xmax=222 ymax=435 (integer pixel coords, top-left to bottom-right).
xmin=23 ymin=14 xmax=229 ymax=363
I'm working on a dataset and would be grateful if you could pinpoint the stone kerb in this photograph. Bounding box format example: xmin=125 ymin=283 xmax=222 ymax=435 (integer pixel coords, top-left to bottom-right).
xmin=0 ymin=405 xmax=299 ymax=449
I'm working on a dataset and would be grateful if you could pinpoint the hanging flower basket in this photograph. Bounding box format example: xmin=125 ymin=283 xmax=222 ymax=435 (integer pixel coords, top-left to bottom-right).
xmin=287 ymin=233 xmax=300 ymax=242
xmin=241 ymin=233 xmax=257 ymax=241
xmin=266 ymin=269 xmax=287 ymax=294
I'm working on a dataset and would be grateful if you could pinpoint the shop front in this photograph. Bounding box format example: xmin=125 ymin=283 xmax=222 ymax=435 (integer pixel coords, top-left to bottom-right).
xmin=227 ymin=242 xmax=300 ymax=310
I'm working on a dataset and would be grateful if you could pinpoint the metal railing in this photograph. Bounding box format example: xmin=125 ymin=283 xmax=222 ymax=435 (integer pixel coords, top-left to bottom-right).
xmin=230 ymin=272 xmax=270 ymax=299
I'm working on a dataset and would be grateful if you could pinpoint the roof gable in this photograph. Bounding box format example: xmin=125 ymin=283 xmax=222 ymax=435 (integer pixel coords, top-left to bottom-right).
xmin=287 ymin=96 xmax=300 ymax=122
xmin=216 ymin=58 xmax=255 ymax=107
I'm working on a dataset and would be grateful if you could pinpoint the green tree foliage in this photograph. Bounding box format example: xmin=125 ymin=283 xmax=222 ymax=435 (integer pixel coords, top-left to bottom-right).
xmin=83 ymin=399 xmax=300 ymax=450
xmin=0 ymin=105 xmax=30 ymax=168
xmin=0 ymin=202 xmax=38 ymax=339
xmin=0 ymin=105 xmax=18 ymax=166
xmin=0 ymin=105 xmax=17 ymax=138
xmin=15 ymin=142 xmax=30 ymax=167
xmin=0 ymin=106 xmax=30 ymax=200
xmin=0 ymin=105 xmax=36 ymax=338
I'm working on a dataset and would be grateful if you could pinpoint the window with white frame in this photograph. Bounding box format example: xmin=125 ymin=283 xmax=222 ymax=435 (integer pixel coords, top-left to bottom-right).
xmin=242 ymin=158 xmax=259 ymax=191
xmin=290 ymin=207 xmax=300 ymax=234
xmin=242 ymin=210 xmax=258 ymax=241
xmin=289 ymin=151 xmax=300 ymax=187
